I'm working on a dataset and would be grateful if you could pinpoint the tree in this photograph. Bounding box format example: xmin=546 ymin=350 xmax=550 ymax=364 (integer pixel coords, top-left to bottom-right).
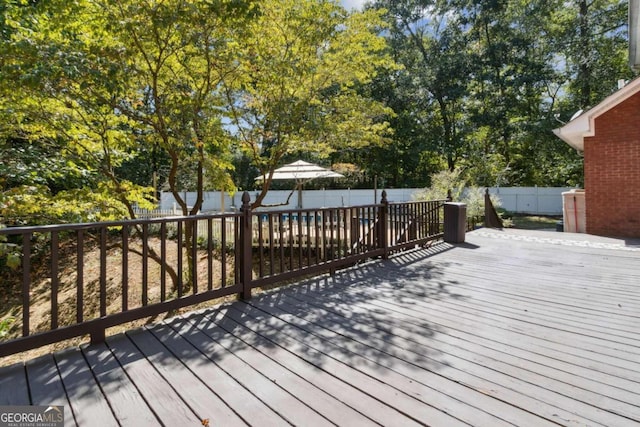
xmin=1 ymin=0 xmax=157 ymax=224
xmin=367 ymin=0 xmax=631 ymax=188
xmin=223 ymin=0 xmax=395 ymax=208
xmin=102 ymin=0 xmax=247 ymax=215
xmin=1 ymin=0 xmax=253 ymax=289
xmin=553 ymin=0 xmax=630 ymax=110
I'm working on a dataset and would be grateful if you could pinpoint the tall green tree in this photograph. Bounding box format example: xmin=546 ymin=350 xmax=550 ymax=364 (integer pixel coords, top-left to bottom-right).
xmin=1 ymin=0 xmax=157 ymax=223
xmin=457 ymin=0 xmax=559 ymax=185
xmin=1 ymin=0 xmax=253 ymax=289
xmin=368 ymin=0 xmax=632 ymax=188
xmin=553 ymin=0 xmax=630 ymax=110
xmin=372 ymin=0 xmax=471 ymax=176
xmin=101 ymin=0 xmax=248 ymax=215
xmin=224 ymin=0 xmax=395 ymax=207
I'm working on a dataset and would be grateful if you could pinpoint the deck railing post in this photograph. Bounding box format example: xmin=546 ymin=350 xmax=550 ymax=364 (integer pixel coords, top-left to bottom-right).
xmin=444 ymin=202 xmax=467 ymax=243
xmin=240 ymin=192 xmax=253 ymax=300
xmin=378 ymin=190 xmax=389 ymax=259
xmin=90 ymin=324 xmax=106 ymax=345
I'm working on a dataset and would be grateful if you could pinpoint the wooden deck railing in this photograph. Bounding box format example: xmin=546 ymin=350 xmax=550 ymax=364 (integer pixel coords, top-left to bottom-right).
xmin=0 ymin=191 xmax=445 ymax=357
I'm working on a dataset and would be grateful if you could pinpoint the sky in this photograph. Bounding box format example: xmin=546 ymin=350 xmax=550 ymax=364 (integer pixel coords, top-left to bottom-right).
xmin=341 ymin=0 xmax=367 ymax=11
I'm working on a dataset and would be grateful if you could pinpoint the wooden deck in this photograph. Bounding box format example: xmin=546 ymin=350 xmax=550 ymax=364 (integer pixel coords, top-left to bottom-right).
xmin=1 ymin=228 xmax=640 ymax=426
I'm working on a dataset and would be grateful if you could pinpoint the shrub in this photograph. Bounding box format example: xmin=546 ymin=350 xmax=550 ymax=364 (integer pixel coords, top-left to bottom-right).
xmin=413 ymin=168 xmax=502 ymax=218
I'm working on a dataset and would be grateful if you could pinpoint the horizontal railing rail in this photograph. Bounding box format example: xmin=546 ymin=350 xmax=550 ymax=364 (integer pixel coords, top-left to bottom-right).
xmin=250 ymin=204 xmax=385 ymax=288
xmin=0 ymin=191 xmax=446 ymax=357
xmin=0 ymin=213 xmax=242 ymax=356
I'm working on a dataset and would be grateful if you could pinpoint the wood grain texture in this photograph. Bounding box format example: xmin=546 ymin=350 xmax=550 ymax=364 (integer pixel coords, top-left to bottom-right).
xmin=2 ymin=229 xmax=639 ymax=426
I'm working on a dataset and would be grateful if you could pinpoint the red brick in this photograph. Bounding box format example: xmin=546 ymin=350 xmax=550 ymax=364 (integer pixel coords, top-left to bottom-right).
xmin=583 ymin=91 xmax=640 ymax=237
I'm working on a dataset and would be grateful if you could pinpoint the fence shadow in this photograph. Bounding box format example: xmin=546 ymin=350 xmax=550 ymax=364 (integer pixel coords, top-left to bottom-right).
xmin=141 ymin=243 xmax=465 ymax=377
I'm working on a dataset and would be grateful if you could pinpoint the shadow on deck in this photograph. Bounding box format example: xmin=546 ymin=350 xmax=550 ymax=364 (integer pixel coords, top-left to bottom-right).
xmin=2 ymin=230 xmax=640 ymax=426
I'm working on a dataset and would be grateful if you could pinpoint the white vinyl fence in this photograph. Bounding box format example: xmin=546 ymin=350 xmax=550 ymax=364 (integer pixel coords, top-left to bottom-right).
xmin=156 ymin=187 xmax=575 ymax=216
xmin=486 ymin=187 xmax=574 ymax=215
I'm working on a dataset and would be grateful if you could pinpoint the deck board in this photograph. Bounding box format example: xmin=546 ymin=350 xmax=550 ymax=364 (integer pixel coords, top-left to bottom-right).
xmin=81 ymin=343 xmax=158 ymax=425
xmin=54 ymin=349 xmax=118 ymax=426
xmin=242 ymin=298 xmax=555 ymax=427
xmin=250 ymin=289 xmax=598 ymax=426
xmin=190 ymin=309 xmax=425 ymax=426
xmin=25 ymin=354 xmax=76 ymax=426
xmin=171 ymin=313 xmax=379 ymax=426
xmin=146 ymin=320 xmax=281 ymax=427
xmin=211 ymin=306 xmax=459 ymax=426
xmin=124 ymin=328 xmax=248 ymax=426
xmin=154 ymin=317 xmax=330 ymax=427
xmin=2 ymin=228 xmax=640 ymax=426
xmin=169 ymin=312 xmax=365 ymax=427
xmin=218 ymin=305 xmax=474 ymax=425
xmin=106 ymin=333 xmax=202 ymax=426
xmin=0 ymin=363 xmax=29 ymax=405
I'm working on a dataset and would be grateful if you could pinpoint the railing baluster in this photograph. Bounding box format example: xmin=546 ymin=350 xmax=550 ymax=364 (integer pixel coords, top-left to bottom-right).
xmin=50 ymin=231 xmax=59 ymax=330
xmin=269 ymin=214 xmax=275 ymax=276
xmin=258 ymin=214 xmax=264 ymax=278
xmin=330 ymin=211 xmax=335 ymax=261
xmin=315 ymin=211 xmax=320 ymax=263
xmin=419 ymin=202 xmax=424 ymax=238
xmin=288 ymin=213 xmax=293 ymax=272
xmin=122 ymin=225 xmax=129 ymax=312
xmin=208 ymin=218 xmax=213 ymax=291
xmin=221 ymin=217 xmax=227 ymax=288
xmin=22 ymin=233 xmax=31 ymax=337
xmin=234 ymin=216 xmax=241 ymax=285
xmin=191 ymin=219 xmax=198 ymax=295
xmin=177 ymin=221 xmax=183 ymax=298
xmin=306 ymin=212 xmax=311 ymax=267
xmin=160 ymin=222 xmax=167 ymax=302
xmin=336 ymin=209 xmax=342 ymax=259
xmin=298 ymin=213 xmax=303 ymax=270
xmin=362 ymin=207 xmax=368 ymax=252
xmin=279 ymin=213 xmax=284 ymax=274
xmin=100 ymin=227 xmax=107 ymax=318
xmin=411 ymin=203 xmax=417 ymax=241
xmin=76 ymin=229 xmax=84 ymax=323
xmin=142 ymin=223 xmax=148 ymax=306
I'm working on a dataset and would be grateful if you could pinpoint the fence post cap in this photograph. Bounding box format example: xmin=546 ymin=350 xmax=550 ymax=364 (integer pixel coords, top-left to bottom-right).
xmin=381 ymin=190 xmax=388 ymax=203
xmin=241 ymin=191 xmax=251 ymax=205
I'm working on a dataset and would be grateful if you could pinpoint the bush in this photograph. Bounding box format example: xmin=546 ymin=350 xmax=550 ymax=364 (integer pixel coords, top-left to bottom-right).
xmin=413 ymin=168 xmax=502 ymax=218
xmin=0 ymin=317 xmax=14 ymax=339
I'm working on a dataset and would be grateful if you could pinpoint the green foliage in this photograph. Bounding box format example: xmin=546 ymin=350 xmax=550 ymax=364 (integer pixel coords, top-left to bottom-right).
xmin=414 ymin=168 xmax=465 ymax=202
xmin=0 ymin=227 xmax=20 ymax=270
xmin=0 ymin=316 xmax=15 ymax=339
xmin=413 ymin=168 xmax=501 ymax=218
xmin=1 ymin=183 xmax=155 ymax=225
xmin=225 ymin=0 xmax=397 ymax=207
xmin=462 ymin=187 xmax=498 ymax=219
xmin=0 ymin=0 xmax=635 ymax=222
xmin=368 ymin=0 xmax=634 ymax=188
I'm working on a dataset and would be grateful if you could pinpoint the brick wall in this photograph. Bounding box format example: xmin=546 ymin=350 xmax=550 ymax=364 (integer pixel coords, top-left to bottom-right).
xmin=583 ymin=92 xmax=640 ymax=237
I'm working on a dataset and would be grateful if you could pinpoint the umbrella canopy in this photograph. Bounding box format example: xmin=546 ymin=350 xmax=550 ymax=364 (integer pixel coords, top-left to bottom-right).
xmin=255 ymin=160 xmax=343 ymax=183
xmin=255 ymin=160 xmax=344 ymax=208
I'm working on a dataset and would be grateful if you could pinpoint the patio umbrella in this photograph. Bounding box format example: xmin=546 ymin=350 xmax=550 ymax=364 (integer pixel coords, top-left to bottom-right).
xmin=255 ymin=160 xmax=344 ymax=208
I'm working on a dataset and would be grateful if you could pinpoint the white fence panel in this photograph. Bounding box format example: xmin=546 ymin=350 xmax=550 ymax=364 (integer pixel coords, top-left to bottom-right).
xmin=487 ymin=187 xmax=575 ymax=215
xmin=159 ymin=187 xmax=575 ymax=215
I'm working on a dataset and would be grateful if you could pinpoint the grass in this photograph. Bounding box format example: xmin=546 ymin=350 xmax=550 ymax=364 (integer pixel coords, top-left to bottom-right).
xmin=510 ymin=214 xmax=562 ymax=230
